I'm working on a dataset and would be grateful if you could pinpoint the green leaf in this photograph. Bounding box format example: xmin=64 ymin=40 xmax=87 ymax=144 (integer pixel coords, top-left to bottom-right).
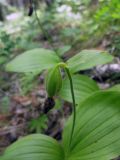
xmin=67 ymin=50 xmax=113 ymax=73
xmin=54 ymin=99 xmax=62 ymax=110
xmin=45 ymin=66 xmax=62 ymax=97
xmin=2 ymin=134 xmax=64 ymax=160
xmin=56 ymin=45 xmax=71 ymax=57
xmin=63 ymin=91 xmax=120 ymax=160
xmin=59 ymin=74 xmax=99 ymax=104
xmin=2 ymin=91 xmax=120 ymax=160
xmin=107 ymin=84 xmax=120 ymax=92
xmin=6 ymin=48 xmax=61 ymax=73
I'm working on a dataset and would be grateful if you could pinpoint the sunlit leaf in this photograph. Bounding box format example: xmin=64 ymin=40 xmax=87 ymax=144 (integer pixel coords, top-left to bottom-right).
xmin=67 ymin=50 xmax=113 ymax=73
xmin=63 ymin=91 xmax=120 ymax=160
xmin=3 ymin=134 xmax=64 ymax=160
xmin=6 ymin=48 xmax=61 ymax=73
xmin=59 ymin=74 xmax=99 ymax=104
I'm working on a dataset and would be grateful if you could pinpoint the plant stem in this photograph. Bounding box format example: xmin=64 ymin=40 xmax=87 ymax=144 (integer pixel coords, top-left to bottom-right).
xmin=58 ymin=62 xmax=76 ymax=150
xmin=65 ymin=68 xmax=76 ymax=150
xmin=32 ymin=0 xmax=57 ymax=53
xmin=34 ymin=9 xmax=53 ymax=46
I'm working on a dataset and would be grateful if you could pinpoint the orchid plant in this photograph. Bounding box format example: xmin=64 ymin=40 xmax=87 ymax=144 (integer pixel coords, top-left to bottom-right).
xmin=1 ymin=48 xmax=120 ymax=160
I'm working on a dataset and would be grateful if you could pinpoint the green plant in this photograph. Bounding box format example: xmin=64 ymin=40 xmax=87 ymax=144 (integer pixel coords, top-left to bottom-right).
xmin=2 ymin=48 xmax=119 ymax=160
xmin=109 ymin=34 xmax=120 ymax=56
xmin=28 ymin=115 xmax=48 ymax=133
xmin=5 ymin=48 xmax=113 ymax=103
xmin=91 ymin=0 xmax=120 ymax=36
xmin=0 ymin=31 xmax=16 ymax=65
xmin=2 ymin=91 xmax=120 ymax=160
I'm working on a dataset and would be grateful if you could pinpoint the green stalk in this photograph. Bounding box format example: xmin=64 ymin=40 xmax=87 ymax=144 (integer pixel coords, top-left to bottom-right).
xmin=34 ymin=9 xmax=54 ymax=47
xmin=57 ymin=62 xmax=76 ymax=150
xmin=32 ymin=0 xmax=57 ymax=54
xmin=65 ymin=67 xmax=76 ymax=150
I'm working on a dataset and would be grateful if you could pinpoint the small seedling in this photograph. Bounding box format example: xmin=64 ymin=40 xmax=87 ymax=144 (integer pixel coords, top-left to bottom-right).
xmin=28 ymin=115 xmax=48 ymax=133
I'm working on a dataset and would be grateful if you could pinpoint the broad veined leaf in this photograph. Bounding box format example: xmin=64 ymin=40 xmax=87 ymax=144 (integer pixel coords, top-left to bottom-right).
xmin=2 ymin=134 xmax=64 ymax=160
xmin=59 ymin=74 xmax=99 ymax=104
xmin=2 ymin=91 xmax=120 ymax=160
xmin=107 ymin=84 xmax=120 ymax=92
xmin=6 ymin=48 xmax=61 ymax=73
xmin=63 ymin=91 xmax=120 ymax=160
xmin=67 ymin=50 xmax=113 ymax=73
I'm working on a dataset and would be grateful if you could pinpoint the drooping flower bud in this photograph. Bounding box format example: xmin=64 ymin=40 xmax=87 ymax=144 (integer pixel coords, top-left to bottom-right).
xmin=43 ymin=97 xmax=55 ymax=114
xmin=45 ymin=66 xmax=62 ymax=97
